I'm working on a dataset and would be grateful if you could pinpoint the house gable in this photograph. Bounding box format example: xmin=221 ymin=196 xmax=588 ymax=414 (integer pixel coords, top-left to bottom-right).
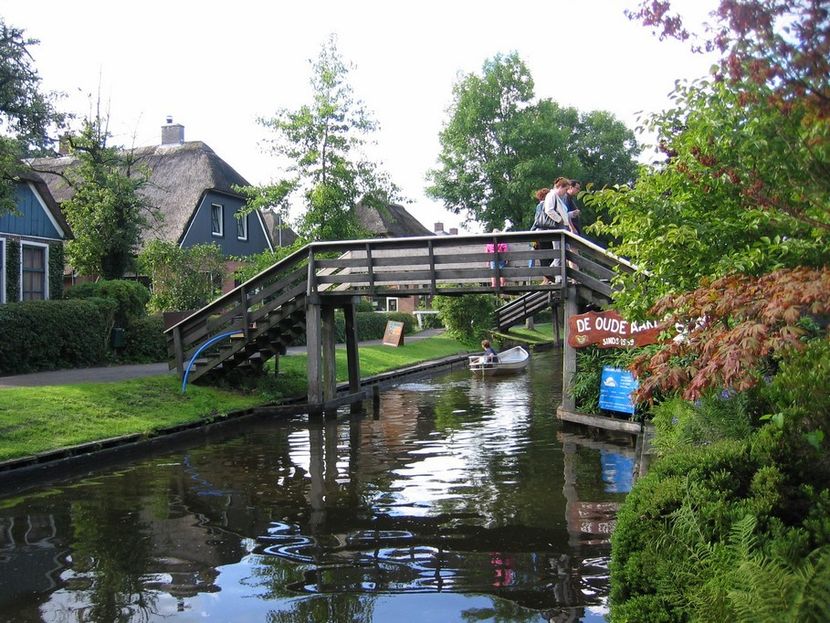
xmin=180 ymin=189 xmax=273 ymax=255
xmin=0 ymin=182 xmax=68 ymax=241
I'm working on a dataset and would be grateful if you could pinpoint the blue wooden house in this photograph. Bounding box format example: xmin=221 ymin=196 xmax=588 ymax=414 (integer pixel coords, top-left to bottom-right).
xmin=0 ymin=172 xmax=72 ymax=303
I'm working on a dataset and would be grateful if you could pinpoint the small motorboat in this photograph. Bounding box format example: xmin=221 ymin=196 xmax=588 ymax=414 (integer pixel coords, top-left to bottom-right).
xmin=468 ymin=345 xmax=530 ymax=375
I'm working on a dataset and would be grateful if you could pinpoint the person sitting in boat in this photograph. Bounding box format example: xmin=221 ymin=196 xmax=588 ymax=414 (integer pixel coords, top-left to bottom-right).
xmin=481 ymin=339 xmax=499 ymax=363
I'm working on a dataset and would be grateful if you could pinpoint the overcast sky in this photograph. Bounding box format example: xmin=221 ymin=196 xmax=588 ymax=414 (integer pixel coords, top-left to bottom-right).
xmin=1 ymin=0 xmax=717 ymax=233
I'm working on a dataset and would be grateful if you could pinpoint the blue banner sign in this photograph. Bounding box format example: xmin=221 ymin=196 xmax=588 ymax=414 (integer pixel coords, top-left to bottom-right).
xmin=599 ymin=366 xmax=638 ymax=415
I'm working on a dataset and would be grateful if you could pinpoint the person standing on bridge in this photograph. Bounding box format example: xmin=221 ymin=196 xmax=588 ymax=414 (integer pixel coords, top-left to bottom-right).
xmin=565 ymin=179 xmax=582 ymax=236
xmin=538 ymin=177 xmax=572 ymax=284
xmin=529 ymin=188 xmax=550 ymax=269
xmin=486 ymin=230 xmax=509 ymax=288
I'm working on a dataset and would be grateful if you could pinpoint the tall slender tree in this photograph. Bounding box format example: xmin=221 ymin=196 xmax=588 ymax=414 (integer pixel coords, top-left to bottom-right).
xmin=239 ymin=35 xmax=398 ymax=242
xmin=61 ymin=109 xmax=157 ymax=279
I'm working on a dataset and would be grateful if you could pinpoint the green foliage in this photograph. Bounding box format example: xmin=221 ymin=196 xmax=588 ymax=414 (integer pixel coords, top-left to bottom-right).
xmin=4 ymin=237 xmax=19 ymax=302
xmin=432 ymin=293 xmax=496 ymax=345
xmin=612 ymin=342 xmax=830 ymax=621
xmin=48 ymin=241 xmax=64 ymax=299
xmin=61 ymin=115 xmax=158 ymax=279
xmin=65 ymin=279 xmax=150 ymax=327
xmin=238 ymin=34 xmax=398 ymax=242
xmin=426 ymin=52 xmax=639 ymax=232
xmin=586 ymin=76 xmax=830 ymax=318
xmin=121 ymin=314 xmax=167 ymax=363
xmin=137 ymin=241 xmax=226 ymax=313
xmin=232 ymin=243 xmax=301 ymax=283
xmin=0 ymin=298 xmax=116 ymax=374
xmin=650 ymin=393 xmax=754 ymax=455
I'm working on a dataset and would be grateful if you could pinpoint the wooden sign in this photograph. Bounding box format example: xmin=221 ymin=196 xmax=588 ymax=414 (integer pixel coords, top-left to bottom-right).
xmin=382 ymin=320 xmax=405 ymax=347
xmin=568 ymin=310 xmax=662 ymax=349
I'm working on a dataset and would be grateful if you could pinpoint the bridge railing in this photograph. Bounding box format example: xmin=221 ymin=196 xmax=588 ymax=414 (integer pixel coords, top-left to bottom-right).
xmin=307 ymin=230 xmax=632 ymax=297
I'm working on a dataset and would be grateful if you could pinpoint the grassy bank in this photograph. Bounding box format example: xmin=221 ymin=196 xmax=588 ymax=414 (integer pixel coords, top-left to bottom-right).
xmin=494 ymin=323 xmax=555 ymax=344
xmin=0 ymin=334 xmax=471 ymax=462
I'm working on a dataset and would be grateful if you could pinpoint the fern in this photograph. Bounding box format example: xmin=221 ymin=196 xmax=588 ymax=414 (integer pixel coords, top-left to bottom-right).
xmin=728 ymin=546 xmax=830 ymax=623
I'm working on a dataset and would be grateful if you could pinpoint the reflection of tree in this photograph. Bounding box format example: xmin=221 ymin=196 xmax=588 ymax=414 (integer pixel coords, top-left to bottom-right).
xmin=69 ymin=499 xmax=156 ymax=622
xmin=266 ymin=594 xmax=375 ymax=623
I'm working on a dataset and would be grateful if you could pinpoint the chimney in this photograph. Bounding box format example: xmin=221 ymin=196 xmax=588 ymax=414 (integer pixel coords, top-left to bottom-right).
xmin=434 ymin=222 xmax=444 ymax=233
xmin=449 ymin=227 xmax=458 ymax=235
xmin=161 ymin=116 xmax=185 ymax=145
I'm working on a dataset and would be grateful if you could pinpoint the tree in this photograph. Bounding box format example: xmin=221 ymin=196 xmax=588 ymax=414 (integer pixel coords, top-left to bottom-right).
xmin=60 ymin=112 xmax=157 ymax=279
xmin=587 ymin=66 xmax=829 ymax=316
xmin=426 ymin=52 xmax=639 ymax=232
xmin=137 ymin=241 xmax=226 ymax=313
xmin=0 ymin=18 xmax=63 ymax=213
xmin=238 ymin=35 xmax=397 ymax=242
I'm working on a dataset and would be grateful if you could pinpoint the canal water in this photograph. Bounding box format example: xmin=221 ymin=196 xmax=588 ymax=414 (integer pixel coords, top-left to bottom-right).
xmin=0 ymin=350 xmax=638 ymax=623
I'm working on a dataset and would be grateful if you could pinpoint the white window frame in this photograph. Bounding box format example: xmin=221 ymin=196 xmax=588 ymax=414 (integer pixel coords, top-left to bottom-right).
xmin=210 ymin=203 xmax=224 ymax=237
xmin=20 ymin=240 xmax=49 ymax=301
xmin=386 ymin=297 xmax=398 ymax=312
xmin=0 ymin=237 xmax=5 ymax=304
xmin=236 ymin=209 xmax=248 ymax=241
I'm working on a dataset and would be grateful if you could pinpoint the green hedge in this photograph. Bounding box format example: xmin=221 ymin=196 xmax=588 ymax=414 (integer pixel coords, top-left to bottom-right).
xmin=0 ymin=298 xmax=116 ymax=374
xmin=122 ymin=314 xmax=167 ymax=363
xmin=65 ymin=279 xmax=150 ymax=327
xmin=5 ymin=238 xmax=19 ymax=303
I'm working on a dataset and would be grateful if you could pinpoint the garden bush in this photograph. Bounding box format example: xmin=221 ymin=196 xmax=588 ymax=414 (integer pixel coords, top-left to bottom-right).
xmin=0 ymin=298 xmax=116 ymax=374
xmin=610 ymin=340 xmax=830 ymax=622
xmin=432 ymin=292 xmax=496 ymax=345
xmin=65 ymin=279 xmax=150 ymax=327
xmin=122 ymin=314 xmax=167 ymax=363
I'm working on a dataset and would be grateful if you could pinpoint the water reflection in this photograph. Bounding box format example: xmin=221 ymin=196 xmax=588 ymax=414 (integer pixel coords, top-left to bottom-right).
xmin=0 ymin=350 xmax=636 ymax=622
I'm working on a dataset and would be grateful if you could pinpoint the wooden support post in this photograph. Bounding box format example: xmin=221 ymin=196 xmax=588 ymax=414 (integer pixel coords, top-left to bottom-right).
xmin=344 ymin=299 xmax=361 ymax=394
xmin=306 ymin=299 xmax=322 ymax=405
xmin=172 ymin=325 xmax=184 ymax=378
xmin=240 ymin=286 xmax=250 ymax=338
xmin=561 ymin=286 xmax=578 ymax=411
xmin=321 ymin=304 xmax=336 ymax=403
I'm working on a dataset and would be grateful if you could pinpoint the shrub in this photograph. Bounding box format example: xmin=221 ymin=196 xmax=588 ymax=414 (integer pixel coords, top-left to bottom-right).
xmin=65 ymin=279 xmax=150 ymax=327
xmin=432 ymin=292 xmax=496 ymax=345
xmin=122 ymin=315 xmax=167 ymax=363
xmin=0 ymin=298 xmax=116 ymax=374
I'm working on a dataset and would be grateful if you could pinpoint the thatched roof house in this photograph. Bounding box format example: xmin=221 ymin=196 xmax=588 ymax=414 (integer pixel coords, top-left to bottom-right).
xmin=355 ymin=200 xmax=432 ymax=238
xmin=29 ymin=119 xmax=295 ymax=255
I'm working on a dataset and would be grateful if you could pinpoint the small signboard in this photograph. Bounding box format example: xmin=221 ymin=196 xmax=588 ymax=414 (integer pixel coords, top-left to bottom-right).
xmin=568 ymin=310 xmax=663 ymax=349
xmin=382 ymin=320 xmax=405 ymax=347
xmin=599 ymin=366 xmax=638 ymax=415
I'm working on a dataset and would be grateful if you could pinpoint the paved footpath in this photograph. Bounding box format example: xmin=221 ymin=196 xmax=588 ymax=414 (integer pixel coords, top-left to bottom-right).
xmin=0 ymin=328 xmax=446 ymax=389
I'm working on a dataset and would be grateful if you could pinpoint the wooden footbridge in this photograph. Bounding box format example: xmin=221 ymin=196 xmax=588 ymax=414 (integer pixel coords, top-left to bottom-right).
xmin=164 ymin=230 xmax=634 ymax=409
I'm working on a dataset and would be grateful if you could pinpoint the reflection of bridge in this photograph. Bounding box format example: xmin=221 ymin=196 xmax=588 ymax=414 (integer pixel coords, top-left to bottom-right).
xmin=165 ymin=231 xmax=634 ymax=408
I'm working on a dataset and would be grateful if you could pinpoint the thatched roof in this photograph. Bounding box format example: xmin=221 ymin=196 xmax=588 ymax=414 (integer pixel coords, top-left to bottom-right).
xmin=355 ymin=201 xmax=432 ymax=237
xmin=29 ymin=141 xmax=293 ymax=248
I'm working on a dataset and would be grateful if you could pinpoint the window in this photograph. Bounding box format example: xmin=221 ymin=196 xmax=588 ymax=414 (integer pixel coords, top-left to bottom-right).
xmin=21 ymin=243 xmax=47 ymax=301
xmin=386 ymin=297 xmax=398 ymax=312
xmin=236 ymin=209 xmax=248 ymax=241
xmin=211 ymin=204 xmax=224 ymax=237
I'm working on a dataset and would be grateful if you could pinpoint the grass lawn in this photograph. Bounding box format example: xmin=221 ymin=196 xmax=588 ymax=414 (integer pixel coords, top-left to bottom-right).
xmin=0 ymin=333 xmax=472 ymax=462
